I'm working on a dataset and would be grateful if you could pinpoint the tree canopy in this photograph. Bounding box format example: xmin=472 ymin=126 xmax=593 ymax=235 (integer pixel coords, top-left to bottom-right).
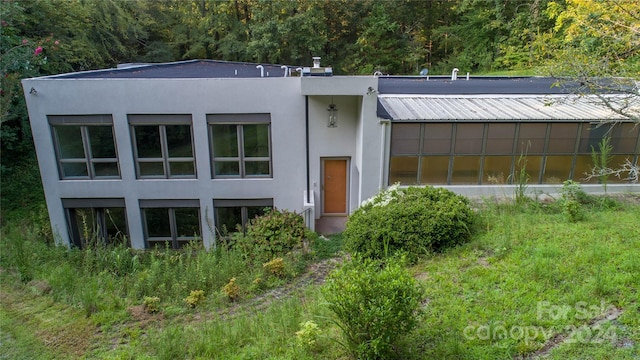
xmin=1 ymin=0 xmax=638 ymax=188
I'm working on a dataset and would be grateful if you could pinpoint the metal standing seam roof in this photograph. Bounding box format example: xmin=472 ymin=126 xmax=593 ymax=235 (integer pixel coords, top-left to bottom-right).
xmin=378 ymin=95 xmax=635 ymax=121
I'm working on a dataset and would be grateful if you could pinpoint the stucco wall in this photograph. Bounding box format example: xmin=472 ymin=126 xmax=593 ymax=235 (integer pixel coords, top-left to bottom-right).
xmin=22 ymin=77 xmax=308 ymax=248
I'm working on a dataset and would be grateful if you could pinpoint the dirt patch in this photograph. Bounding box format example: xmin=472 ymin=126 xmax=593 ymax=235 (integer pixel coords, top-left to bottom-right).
xmin=127 ymin=305 xmax=165 ymax=329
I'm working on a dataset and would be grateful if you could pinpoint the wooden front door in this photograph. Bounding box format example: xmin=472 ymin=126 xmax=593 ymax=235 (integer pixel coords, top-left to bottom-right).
xmin=323 ymin=158 xmax=348 ymax=215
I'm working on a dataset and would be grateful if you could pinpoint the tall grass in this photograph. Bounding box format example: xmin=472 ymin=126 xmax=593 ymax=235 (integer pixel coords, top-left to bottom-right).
xmin=1 ymin=196 xmax=638 ymax=359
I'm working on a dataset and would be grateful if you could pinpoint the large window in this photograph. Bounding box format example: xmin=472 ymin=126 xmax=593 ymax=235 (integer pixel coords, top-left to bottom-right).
xmin=140 ymin=200 xmax=201 ymax=249
xmin=213 ymin=199 xmax=273 ymax=236
xmin=62 ymin=198 xmax=128 ymax=248
xmin=389 ymin=122 xmax=639 ymax=185
xmin=208 ymin=114 xmax=272 ymax=178
xmin=49 ymin=115 xmax=119 ymax=179
xmin=129 ymin=115 xmax=196 ymax=179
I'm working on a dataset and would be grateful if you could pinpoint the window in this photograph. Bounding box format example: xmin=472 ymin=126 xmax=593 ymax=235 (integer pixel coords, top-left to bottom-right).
xmin=208 ymin=114 xmax=272 ymax=178
xmin=140 ymin=199 xmax=201 ymax=249
xmin=213 ymin=199 xmax=273 ymax=236
xmin=129 ymin=115 xmax=196 ymax=178
xmin=49 ymin=115 xmax=119 ymax=179
xmin=62 ymin=198 xmax=128 ymax=248
xmin=390 ymin=122 xmax=639 ymax=186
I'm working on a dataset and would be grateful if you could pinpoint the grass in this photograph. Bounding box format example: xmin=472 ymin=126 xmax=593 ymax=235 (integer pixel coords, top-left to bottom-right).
xmin=0 ymin=197 xmax=638 ymax=359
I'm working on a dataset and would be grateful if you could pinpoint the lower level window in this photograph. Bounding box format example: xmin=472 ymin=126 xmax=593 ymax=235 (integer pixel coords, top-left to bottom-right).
xmin=140 ymin=200 xmax=201 ymax=249
xmin=213 ymin=199 xmax=273 ymax=236
xmin=62 ymin=199 xmax=128 ymax=248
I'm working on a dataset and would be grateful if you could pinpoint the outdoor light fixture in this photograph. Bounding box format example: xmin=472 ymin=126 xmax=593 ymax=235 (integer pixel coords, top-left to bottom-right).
xmin=327 ymin=97 xmax=338 ymax=128
xmin=29 ymin=87 xmax=38 ymax=95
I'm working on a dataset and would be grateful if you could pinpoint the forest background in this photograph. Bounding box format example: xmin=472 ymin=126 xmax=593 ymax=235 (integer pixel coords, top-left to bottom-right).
xmin=1 ymin=0 xmax=638 ymax=220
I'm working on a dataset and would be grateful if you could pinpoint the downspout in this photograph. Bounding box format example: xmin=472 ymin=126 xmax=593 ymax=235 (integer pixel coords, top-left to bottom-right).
xmin=305 ymin=96 xmax=310 ymax=204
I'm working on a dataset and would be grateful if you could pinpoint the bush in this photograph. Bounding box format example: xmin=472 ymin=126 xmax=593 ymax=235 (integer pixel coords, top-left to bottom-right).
xmin=343 ymin=185 xmax=475 ymax=260
xmin=322 ymin=256 xmax=423 ymax=359
xmin=237 ymin=208 xmax=308 ymax=262
xmin=560 ymin=180 xmax=587 ymax=222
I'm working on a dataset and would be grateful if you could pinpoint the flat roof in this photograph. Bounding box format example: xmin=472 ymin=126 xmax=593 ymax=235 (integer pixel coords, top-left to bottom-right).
xmin=52 ymin=59 xmax=296 ymax=79
xmin=377 ymin=76 xmax=581 ymax=95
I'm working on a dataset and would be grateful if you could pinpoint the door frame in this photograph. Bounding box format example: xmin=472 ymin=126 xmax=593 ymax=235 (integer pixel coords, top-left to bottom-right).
xmin=321 ymin=157 xmax=350 ymax=216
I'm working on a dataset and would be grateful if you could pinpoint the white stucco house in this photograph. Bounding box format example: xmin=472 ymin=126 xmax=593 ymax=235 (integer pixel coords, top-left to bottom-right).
xmin=22 ymin=59 xmax=639 ymax=249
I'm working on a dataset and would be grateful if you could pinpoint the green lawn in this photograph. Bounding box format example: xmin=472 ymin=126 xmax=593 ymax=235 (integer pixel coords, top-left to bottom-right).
xmin=1 ymin=198 xmax=638 ymax=359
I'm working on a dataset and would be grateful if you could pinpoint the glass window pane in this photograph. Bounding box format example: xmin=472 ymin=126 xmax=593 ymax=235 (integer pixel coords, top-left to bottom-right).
xmin=518 ymin=123 xmax=547 ymax=153
xmin=611 ymin=123 xmax=639 ymax=153
xmin=454 ymin=124 xmax=484 ymax=153
xmin=578 ymin=123 xmax=610 ymax=154
xmin=169 ymin=161 xmax=195 ymax=176
xmin=389 ymin=156 xmax=419 ymax=185
xmin=104 ymin=208 xmax=128 ymax=244
xmin=451 ymin=156 xmax=480 ymax=184
xmin=486 ymin=123 xmax=515 ymax=154
xmin=212 ymin=124 xmax=238 ymax=157
xmin=246 ymin=206 xmax=270 ymax=225
xmin=139 ymin=162 xmax=165 ymax=176
xmin=214 ymin=161 xmax=240 ymax=176
xmin=55 ymin=126 xmax=85 ymax=158
xmin=547 ymin=123 xmax=578 ymax=153
xmin=216 ymin=207 xmax=242 ymax=235
xmin=166 ymin=125 xmax=193 ymax=157
xmin=420 ymin=156 xmax=449 ymax=184
xmin=423 ymin=124 xmax=452 ymax=154
xmin=145 ymin=208 xmax=171 ymax=238
xmin=93 ymin=162 xmax=119 ymax=177
xmin=88 ymin=126 xmax=116 ymax=158
xmin=71 ymin=208 xmax=98 ymax=245
xmin=245 ymin=161 xmax=270 ymax=176
xmin=543 ymin=155 xmax=573 ymax=183
xmin=175 ymin=208 xmax=200 ymax=238
xmin=573 ymin=155 xmax=599 ymax=184
xmin=391 ymin=124 xmax=420 ymax=155
xmin=135 ymin=126 xmax=162 ymax=158
xmin=513 ymin=155 xmax=543 ymax=184
xmin=483 ymin=156 xmax=512 ymax=184
xmin=62 ymin=162 xmax=88 ymax=177
xmin=243 ymin=124 xmax=270 ymax=157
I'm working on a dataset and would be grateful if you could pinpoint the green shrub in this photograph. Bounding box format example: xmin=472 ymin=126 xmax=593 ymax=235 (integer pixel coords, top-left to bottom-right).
xmin=560 ymin=180 xmax=587 ymax=222
xmin=322 ymin=256 xmax=423 ymax=359
xmin=237 ymin=208 xmax=308 ymax=262
xmin=343 ymin=185 xmax=475 ymax=260
xmin=184 ymin=289 xmax=205 ymax=308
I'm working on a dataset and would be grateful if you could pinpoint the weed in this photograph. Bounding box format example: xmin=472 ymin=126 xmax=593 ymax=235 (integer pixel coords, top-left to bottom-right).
xmin=510 ymin=142 xmax=531 ymax=205
xmin=295 ymin=320 xmax=322 ymax=351
xmin=590 ymin=135 xmax=613 ymax=193
xmin=143 ymin=296 xmax=161 ymax=314
xmin=222 ymin=277 xmax=240 ymax=302
xmin=263 ymin=257 xmax=286 ymax=278
xmin=184 ymin=290 xmax=205 ymax=308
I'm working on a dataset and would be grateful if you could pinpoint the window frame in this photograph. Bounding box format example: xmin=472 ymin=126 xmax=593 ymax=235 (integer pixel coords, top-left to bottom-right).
xmin=139 ymin=199 xmax=201 ymax=249
xmin=62 ymin=198 xmax=128 ymax=248
xmin=213 ymin=198 xmax=274 ymax=235
xmin=49 ymin=115 xmax=120 ymax=180
xmin=208 ymin=114 xmax=272 ymax=178
xmin=129 ymin=115 xmax=196 ymax=179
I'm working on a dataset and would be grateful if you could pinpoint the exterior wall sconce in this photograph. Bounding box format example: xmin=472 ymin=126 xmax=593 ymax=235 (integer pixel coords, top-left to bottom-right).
xmin=327 ymin=98 xmax=338 ymax=128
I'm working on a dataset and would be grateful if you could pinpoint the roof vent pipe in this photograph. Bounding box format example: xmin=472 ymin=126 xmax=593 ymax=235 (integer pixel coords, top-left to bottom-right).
xmin=451 ymin=68 xmax=459 ymax=81
xmin=466 ymin=72 xmax=470 ymax=80
xmin=281 ymin=65 xmax=289 ymax=77
xmin=312 ymin=56 xmax=321 ymax=68
xmin=256 ymin=65 xmax=264 ymax=77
